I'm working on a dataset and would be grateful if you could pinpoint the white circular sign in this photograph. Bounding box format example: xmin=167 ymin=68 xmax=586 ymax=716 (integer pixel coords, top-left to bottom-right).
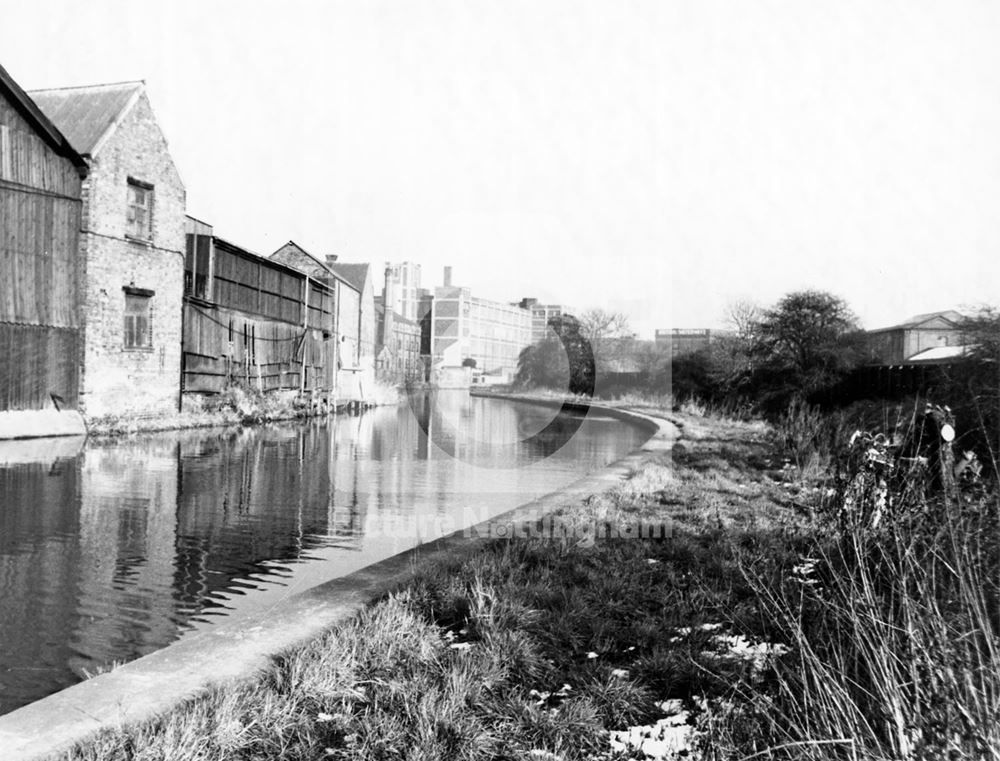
xmin=940 ymin=424 xmax=955 ymax=442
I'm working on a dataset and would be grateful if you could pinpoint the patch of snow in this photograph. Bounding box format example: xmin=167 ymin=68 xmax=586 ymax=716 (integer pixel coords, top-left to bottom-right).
xmin=673 ymin=622 xmax=722 ymax=637
xmin=701 ymin=634 xmax=789 ymax=673
xmin=527 ymin=750 xmax=562 ymax=761
xmin=609 ymin=703 xmax=696 ymax=759
xmin=449 ymin=642 xmax=473 ymax=651
xmin=586 ymin=651 xmax=599 ymax=659
xmin=611 ymin=668 xmax=630 ymax=678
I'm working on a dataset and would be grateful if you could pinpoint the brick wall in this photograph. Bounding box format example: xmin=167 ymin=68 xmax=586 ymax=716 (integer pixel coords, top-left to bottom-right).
xmin=80 ymin=92 xmax=185 ymax=418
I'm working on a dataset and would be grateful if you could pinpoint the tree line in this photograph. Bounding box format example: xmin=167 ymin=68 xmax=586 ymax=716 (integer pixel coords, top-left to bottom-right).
xmin=517 ymin=291 xmax=1000 ymax=425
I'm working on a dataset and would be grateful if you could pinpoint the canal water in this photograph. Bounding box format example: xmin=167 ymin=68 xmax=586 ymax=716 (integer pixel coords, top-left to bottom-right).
xmin=0 ymin=393 xmax=647 ymax=714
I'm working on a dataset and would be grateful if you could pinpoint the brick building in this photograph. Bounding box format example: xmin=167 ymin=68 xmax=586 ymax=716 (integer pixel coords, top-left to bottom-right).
xmin=375 ymin=264 xmax=423 ymax=383
xmin=654 ymin=328 xmax=733 ymax=357
xmin=0 ymin=62 xmax=88 ymax=439
xmin=325 ymin=261 xmax=377 ymax=399
xmin=31 ymin=81 xmax=186 ymax=419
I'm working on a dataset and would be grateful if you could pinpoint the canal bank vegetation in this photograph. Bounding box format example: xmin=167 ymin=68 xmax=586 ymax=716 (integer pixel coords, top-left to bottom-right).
xmin=66 ymin=404 xmax=999 ymax=760
xmin=86 ymin=380 xmax=403 ymax=438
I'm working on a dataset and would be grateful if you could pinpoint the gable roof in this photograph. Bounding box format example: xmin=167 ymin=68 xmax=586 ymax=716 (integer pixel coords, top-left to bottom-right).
xmin=869 ymin=309 xmax=967 ymax=334
xmin=0 ymin=61 xmax=87 ymax=175
xmin=270 ymin=241 xmax=358 ymax=293
xmin=28 ymin=81 xmax=143 ymax=156
xmin=327 ymin=262 xmax=371 ymax=293
xmin=271 ymin=240 xmax=330 ymax=274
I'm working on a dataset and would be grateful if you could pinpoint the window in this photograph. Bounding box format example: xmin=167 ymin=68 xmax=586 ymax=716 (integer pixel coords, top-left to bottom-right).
xmin=123 ymin=288 xmax=154 ymax=349
xmin=126 ymin=178 xmax=154 ymax=240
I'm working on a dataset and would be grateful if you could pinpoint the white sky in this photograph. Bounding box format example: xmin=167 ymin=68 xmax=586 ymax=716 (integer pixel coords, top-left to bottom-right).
xmin=3 ymin=1 xmax=999 ymax=337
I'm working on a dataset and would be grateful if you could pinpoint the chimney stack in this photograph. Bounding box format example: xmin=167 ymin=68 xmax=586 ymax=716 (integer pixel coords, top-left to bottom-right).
xmin=326 ymin=254 xmax=338 ymax=266
xmin=382 ymin=265 xmax=396 ymax=350
xmin=443 ymin=266 xmax=452 ymax=287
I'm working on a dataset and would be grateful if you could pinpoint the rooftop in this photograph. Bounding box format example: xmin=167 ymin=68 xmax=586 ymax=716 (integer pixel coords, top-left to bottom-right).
xmin=869 ymin=309 xmax=967 ymax=333
xmin=28 ymin=81 xmax=143 ymax=155
xmin=326 ymin=262 xmax=370 ymax=293
xmin=0 ymin=62 xmax=88 ymax=173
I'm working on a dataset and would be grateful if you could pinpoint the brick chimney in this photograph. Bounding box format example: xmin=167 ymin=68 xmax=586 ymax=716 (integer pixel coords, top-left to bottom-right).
xmin=382 ymin=264 xmax=396 ymax=352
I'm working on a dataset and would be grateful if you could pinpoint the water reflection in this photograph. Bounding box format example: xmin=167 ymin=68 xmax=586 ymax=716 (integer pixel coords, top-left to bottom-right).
xmin=0 ymin=394 xmax=646 ymax=713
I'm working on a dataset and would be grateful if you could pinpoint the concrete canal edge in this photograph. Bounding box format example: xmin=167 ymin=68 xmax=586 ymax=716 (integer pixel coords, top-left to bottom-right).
xmin=0 ymin=398 xmax=679 ymax=761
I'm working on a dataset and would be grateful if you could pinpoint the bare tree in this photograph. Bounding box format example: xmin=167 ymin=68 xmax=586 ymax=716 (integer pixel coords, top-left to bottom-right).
xmin=725 ymin=299 xmax=762 ymax=343
xmin=577 ymin=308 xmax=632 ymax=368
xmin=578 ymin=308 xmax=630 ymax=343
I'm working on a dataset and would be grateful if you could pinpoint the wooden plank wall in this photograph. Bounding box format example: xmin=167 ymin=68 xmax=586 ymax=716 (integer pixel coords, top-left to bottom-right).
xmin=182 ymin=303 xmax=334 ymax=395
xmin=211 ymin=246 xmax=303 ymax=325
xmin=0 ymin=324 xmax=80 ymax=410
xmin=307 ymin=281 xmax=334 ymax=332
xmin=0 ymin=100 xmax=82 ymax=198
xmin=0 ymin=189 xmax=81 ymax=327
xmin=0 ymin=95 xmax=84 ymax=412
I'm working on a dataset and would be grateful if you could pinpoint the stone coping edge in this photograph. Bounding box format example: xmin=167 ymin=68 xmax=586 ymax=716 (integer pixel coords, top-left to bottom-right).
xmin=0 ymin=397 xmax=678 ymax=761
xmin=0 ymin=410 xmax=86 ymax=441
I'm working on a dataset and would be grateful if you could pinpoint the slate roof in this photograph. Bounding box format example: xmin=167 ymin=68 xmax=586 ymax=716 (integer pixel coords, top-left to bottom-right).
xmin=0 ymin=61 xmax=87 ymax=173
xmin=326 ymin=262 xmax=370 ymax=293
xmin=28 ymin=81 xmax=143 ymax=155
xmin=270 ymin=242 xmax=358 ymax=293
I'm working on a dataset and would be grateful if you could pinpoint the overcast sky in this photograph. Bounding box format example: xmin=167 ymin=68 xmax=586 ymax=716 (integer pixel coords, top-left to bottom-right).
xmin=3 ymin=1 xmax=999 ymax=337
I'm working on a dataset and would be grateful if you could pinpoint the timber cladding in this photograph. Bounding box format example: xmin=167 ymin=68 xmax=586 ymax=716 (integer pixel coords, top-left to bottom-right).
xmin=0 ymin=93 xmax=84 ymax=412
xmin=182 ymin=234 xmax=337 ymax=396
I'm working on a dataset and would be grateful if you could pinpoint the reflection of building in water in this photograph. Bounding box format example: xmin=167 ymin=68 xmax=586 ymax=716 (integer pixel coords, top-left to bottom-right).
xmin=173 ymin=427 xmax=336 ymax=605
xmin=0 ymin=439 xmax=85 ymax=713
xmin=0 ymin=393 xmax=646 ymax=714
xmin=74 ymin=439 xmax=181 ymax=670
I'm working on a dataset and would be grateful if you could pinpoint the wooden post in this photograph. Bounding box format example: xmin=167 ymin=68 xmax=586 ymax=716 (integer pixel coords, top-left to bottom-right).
xmin=300 ymin=276 xmax=310 ymax=397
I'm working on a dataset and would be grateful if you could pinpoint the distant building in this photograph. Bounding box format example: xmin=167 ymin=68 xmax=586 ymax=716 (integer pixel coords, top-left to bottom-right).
xmin=268 ymin=240 xmax=369 ymax=401
xmin=181 ymin=220 xmax=338 ymax=399
xmin=654 ymin=328 xmax=733 ymax=357
xmin=864 ymin=310 xmax=968 ymax=365
xmin=323 ymin=261 xmax=375 ymax=362
xmin=383 ymin=261 xmax=421 ymax=322
xmin=376 ymin=264 xmax=423 ymax=382
xmin=518 ymin=298 xmax=574 ymax=343
xmin=31 ymin=80 xmax=186 ymax=419
xmin=430 ymin=267 xmax=531 ymax=387
xmin=375 ymin=302 xmax=422 ymax=382
xmin=0 ymin=62 xmax=89 ymax=439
